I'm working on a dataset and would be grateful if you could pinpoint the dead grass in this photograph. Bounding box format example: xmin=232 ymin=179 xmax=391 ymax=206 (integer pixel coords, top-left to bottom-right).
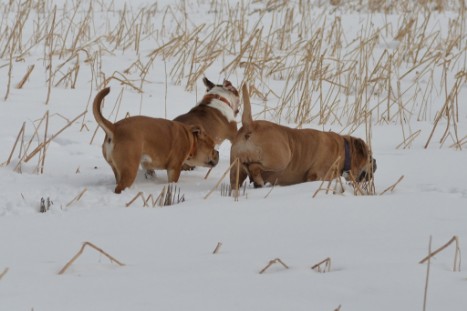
xmin=419 ymin=235 xmax=461 ymax=272
xmin=212 ymin=242 xmax=222 ymax=254
xmin=0 ymin=0 xmax=465 ymax=179
xmin=259 ymin=258 xmax=289 ymax=274
xmin=125 ymin=184 xmax=186 ymax=208
xmin=311 ymin=257 xmax=332 ymax=273
xmin=58 ymin=241 xmax=125 ymax=275
xmin=0 ymin=267 xmax=9 ymax=280
xmin=66 ymin=188 xmax=88 ymax=207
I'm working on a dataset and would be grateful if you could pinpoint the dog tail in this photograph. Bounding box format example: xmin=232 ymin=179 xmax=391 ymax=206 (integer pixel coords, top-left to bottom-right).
xmin=241 ymin=83 xmax=253 ymax=128
xmin=92 ymin=87 xmax=115 ymax=138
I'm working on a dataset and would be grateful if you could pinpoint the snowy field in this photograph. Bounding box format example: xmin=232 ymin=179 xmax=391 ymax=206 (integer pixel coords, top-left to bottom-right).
xmin=0 ymin=1 xmax=466 ymax=310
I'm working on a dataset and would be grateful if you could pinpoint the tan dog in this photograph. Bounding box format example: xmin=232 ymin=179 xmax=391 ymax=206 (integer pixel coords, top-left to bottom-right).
xmin=174 ymin=77 xmax=240 ymax=145
xmin=93 ymin=87 xmax=219 ymax=194
xmin=230 ymin=85 xmax=376 ymax=188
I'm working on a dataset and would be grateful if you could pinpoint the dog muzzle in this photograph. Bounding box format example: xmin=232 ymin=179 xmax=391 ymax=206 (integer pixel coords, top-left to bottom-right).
xmin=356 ymin=157 xmax=377 ymax=182
xmin=209 ymin=150 xmax=220 ymax=167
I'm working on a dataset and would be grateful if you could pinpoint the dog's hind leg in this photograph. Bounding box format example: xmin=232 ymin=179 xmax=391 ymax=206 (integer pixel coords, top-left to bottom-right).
xmin=144 ymin=169 xmax=156 ymax=179
xmin=305 ymin=171 xmax=319 ymax=182
xmin=113 ymin=154 xmax=140 ymax=194
xmin=114 ymin=166 xmax=138 ymax=194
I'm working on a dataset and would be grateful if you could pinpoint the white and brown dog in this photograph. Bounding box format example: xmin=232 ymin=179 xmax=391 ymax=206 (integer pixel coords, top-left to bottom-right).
xmin=230 ymin=84 xmax=376 ymax=188
xmin=93 ymin=87 xmax=219 ymax=194
xmin=174 ymin=77 xmax=240 ymax=146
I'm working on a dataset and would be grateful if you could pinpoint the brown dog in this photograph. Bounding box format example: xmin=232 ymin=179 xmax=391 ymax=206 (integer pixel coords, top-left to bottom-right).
xmin=230 ymin=84 xmax=376 ymax=188
xmin=174 ymin=77 xmax=240 ymax=146
xmin=93 ymin=87 xmax=219 ymax=193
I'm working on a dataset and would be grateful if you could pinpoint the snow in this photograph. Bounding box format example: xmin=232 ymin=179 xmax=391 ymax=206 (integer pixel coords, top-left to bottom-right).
xmin=1 ymin=1 xmax=466 ymax=311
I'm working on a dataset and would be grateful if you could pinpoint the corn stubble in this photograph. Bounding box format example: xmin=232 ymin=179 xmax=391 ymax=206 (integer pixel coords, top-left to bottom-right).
xmin=0 ymin=1 xmax=464 ymax=180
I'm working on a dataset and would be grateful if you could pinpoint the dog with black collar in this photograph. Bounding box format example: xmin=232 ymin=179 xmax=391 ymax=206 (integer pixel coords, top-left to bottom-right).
xmin=230 ymin=84 xmax=376 ymax=188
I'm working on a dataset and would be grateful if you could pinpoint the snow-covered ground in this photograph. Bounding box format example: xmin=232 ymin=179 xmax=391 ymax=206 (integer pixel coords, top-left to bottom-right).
xmin=1 ymin=1 xmax=466 ymax=310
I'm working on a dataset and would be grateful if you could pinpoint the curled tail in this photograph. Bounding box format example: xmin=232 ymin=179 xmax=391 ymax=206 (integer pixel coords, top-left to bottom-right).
xmin=241 ymin=83 xmax=253 ymax=129
xmin=92 ymin=87 xmax=115 ymax=138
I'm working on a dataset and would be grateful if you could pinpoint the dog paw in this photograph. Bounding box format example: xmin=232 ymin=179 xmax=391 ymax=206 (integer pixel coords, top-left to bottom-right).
xmin=145 ymin=169 xmax=156 ymax=179
xmin=181 ymin=164 xmax=195 ymax=171
xmin=253 ymin=182 xmax=264 ymax=188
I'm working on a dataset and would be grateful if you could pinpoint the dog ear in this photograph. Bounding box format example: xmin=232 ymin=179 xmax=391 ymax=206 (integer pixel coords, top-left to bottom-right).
xmin=223 ymin=79 xmax=232 ymax=87
xmin=191 ymin=126 xmax=208 ymax=138
xmin=203 ymin=77 xmax=215 ymax=91
xmin=223 ymin=79 xmax=239 ymax=95
xmin=191 ymin=126 xmax=201 ymax=136
xmin=351 ymin=137 xmax=369 ymax=160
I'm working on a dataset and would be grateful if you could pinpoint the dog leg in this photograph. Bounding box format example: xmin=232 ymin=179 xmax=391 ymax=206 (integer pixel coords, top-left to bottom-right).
xmin=114 ymin=165 xmax=139 ymax=194
xmin=229 ymin=161 xmax=248 ymax=190
xmin=306 ymin=171 xmax=319 ymax=182
xmin=109 ymin=163 xmax=119 ymax=183
xmin=113 ymin=153 xmax=140 ymax=194
xmin=167 ymin=168 xmax=182 ymax=183
xmin=144 ymin=169 xmax=156 ymax=179
xmin=247 ymin=163 xmax=265 ymax=188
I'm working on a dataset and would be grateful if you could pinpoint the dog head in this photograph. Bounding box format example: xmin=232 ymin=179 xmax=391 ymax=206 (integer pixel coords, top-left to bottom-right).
xmin=185 ymin=126 xmax=219 ymax=168
xmin=347 ymin=137 xmax=377 ymax=182
xmin=203 ymin=77 xmax=240 ymax=116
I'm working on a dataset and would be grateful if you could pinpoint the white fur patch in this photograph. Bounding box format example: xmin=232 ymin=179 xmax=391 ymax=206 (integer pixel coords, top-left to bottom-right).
xmin=207 ymin=99 xmax=236 ymax=122
xmin=103 ymin=139 xmax=114 ymax=163
xmin=141 ymin=154 xmax=153 ymax=165
xmin=204 ymin=87 xmax=238 ymax=122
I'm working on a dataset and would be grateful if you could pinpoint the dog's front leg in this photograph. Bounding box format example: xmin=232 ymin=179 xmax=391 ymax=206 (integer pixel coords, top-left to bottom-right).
xmin=230 ymin=161 xmax=248 ymax=191
xmin=167 ymin=167 xmax=182 ymax=183
xmin=247 ymin=163 xmax=265 ymax=188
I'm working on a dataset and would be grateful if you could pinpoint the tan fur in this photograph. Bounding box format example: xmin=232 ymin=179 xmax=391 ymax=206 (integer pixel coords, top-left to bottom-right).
xmin=230 ymin=84 xmax=376 ymax=188
xmin=93 ymin=87 xmax=219 ymax=193
xmin=174 ymin=77 xmax=239 ymax=145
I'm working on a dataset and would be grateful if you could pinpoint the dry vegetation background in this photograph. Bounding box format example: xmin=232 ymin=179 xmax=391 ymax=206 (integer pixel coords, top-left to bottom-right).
xmin=1 ymin=3 xmax=466 ymax=310
xmin=1 ymin=0 xmax=466 ymax=152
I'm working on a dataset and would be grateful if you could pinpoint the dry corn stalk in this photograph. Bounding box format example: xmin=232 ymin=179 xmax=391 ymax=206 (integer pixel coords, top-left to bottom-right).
xmin=126 ymin=192 xmax=146 ymax=207
xmin=419 ymin=236 xmax=461 ymax=272
xmin=379 ymin=175 xmax=404 ymax=195
xmin=212 ymin=242 xmax=222 ymax=254
xmin=126 ymin=186 xmax=185 ymax=208
xmin=259 ymin=258 xmax=289 ymax=274
xmin=66 ymin=188 xmax=88 ymax=207
xmin=311 ymin=257 xmax=332 ymax=273
xmin=24 ymin=111 xmax=87 ymax=164
xmin=204 ymin=158 xmax=239 ymax=200
xmin=58 ymin=241 xmax=125 ymax=275
xmin=15 ymin=65 xmax=35 ymax=89
xmin=1 ymin=122 xmax=25 ymax=167
xmin=422 ymin=236 xmax=432 ymax=311
xmin=312 ymin=157 xmax=342 ymax=198
xmin=0 ymin=268 xmax=9 ymax=280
